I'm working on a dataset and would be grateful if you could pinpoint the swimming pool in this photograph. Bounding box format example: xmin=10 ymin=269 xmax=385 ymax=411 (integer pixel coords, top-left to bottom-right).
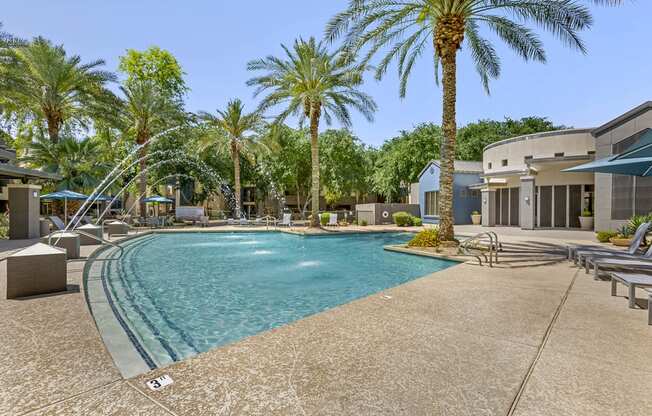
xmin=94 ymin=232 xmax=457 ymax=369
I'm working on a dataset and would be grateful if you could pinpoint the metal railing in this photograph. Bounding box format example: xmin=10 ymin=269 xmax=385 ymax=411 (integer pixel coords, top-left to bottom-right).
xmin=458 ymin=231 xmax=501 ymax=267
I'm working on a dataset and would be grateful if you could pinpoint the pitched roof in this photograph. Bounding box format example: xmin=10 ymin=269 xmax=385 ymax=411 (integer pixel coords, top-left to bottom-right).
xmin=418 ymin=160 xmax=484 ymax=178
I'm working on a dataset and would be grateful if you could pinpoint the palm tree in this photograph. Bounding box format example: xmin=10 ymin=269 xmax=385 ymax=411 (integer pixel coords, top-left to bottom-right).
xmin=121 ymin=80 xmax=182 ymax=217
xmin=247 ymin=37 xmax=377 ymax=227
xmin=198 ymin=99 xmax=263 ymax=216
xmin=326 ymin=0 xmax=620 ymax=240
xmin=1 ymin=37 xmax=117 ymax=144
xmin=22 ymin=135 xmax=108 ymax=192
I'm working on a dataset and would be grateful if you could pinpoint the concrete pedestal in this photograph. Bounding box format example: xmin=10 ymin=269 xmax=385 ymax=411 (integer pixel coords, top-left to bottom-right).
xmin=77 ymin=224 xmax=103 ymax=245
xmin=40 ymin=232 xmax=80 ymax=259
xmin=8 ymin=184 xmax=41 ymax=239
xmin=39 ymin=219 xmax=50 ymax=237
xmin=6 ymin=243 xmax=67 ymax=298
xmin=107 ymin=221 xmax=129 ymax=237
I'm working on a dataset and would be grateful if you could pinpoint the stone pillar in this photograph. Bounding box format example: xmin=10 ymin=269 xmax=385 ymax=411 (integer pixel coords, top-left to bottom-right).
xmin=520 ymin=176 xmax=536 ymax=230
xmin=8 ymin=184 xmax=41 ymax=240
xmin=481 ymin=189 xmax=496 ymax=227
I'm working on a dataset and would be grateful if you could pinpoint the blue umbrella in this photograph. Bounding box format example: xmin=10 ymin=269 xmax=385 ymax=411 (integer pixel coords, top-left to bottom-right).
xmin=563 ymin=132 xmax=652 ymax=177
xmin=142 ymin=195 xmax=174 ymax=217
xmin=41 ymin=189 xmax=89 ymax=225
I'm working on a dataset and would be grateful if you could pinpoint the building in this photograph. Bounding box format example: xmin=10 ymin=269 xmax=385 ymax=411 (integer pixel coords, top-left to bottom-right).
xmin=478 ymin=101 xmax=652 ymax=232
xmin=417 ymin=160 xmax=483 ymax=225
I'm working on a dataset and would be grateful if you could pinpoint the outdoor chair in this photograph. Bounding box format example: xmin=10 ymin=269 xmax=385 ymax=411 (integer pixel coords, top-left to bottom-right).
xmin=647 ymin=288 xmax=652 ymax=325
xmin=571 ymin=222 xmax=650 ymax=265
xmin=584 ymin=243 xmax=652 ymax=274
xmin=328 ymin=213 xmax=338 ymax=226
xmin=278 ymin=213 xmax=292 ymax=227
xmin=609 ymin=272 xmax=652 ymax=310
xmin=591 ymin=257 xmax=652 ymax=280
xmin=199 ymin=216 xmax=210 ymax=227
xmin=48 ymin=216 xmax=66 ymax=231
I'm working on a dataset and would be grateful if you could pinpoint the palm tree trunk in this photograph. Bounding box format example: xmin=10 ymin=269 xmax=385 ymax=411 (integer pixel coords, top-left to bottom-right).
xmin=435 ymin=17 xmax=464 ymax=242
xmin=309 ymin=103 xmax=321 ymax=228
xmin=232 ymin=142 xmax=242 ymax=218
xmin=46 ymin=113 xmax=60 ymax=144
xmin=138 ymin=143 xmax=148 ymax=218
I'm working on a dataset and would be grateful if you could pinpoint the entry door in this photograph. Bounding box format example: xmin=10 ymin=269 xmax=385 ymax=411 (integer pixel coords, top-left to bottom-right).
xmin=539 ymin=186 xmax=552 ymax=227
xmin=509 ymin=188 xmax=520 ymax=226
xmin=554 ymin=185 xmax=567 ymax=228
xmin=500 ymin=188 xmax=509 ymax=225
xmin=568 ymin=185 xmax=582 ymax=228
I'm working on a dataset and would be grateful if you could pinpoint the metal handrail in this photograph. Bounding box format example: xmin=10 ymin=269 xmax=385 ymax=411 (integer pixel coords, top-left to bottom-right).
xmin=458 ymin=231 xmax=501 ymax=267
xmin=47 ymin=229 xmax=124 ymax=255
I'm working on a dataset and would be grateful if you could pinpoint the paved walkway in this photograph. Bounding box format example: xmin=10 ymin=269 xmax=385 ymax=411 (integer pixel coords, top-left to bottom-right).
xmin=0 ymin=227 xmax=650 ymax=415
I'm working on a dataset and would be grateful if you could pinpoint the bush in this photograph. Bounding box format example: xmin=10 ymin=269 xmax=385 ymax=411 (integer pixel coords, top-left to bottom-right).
xmin=359 ymin=219 xmax=368 ymax=226
xmin=581 ymin=209 xmax=593 ymax=217
xmin=596 ymin=231 xmax=617 ymax=243
xmin=0 ymin=212 xmax=7 ymax=239
xmin=412 ymin=217 xmax=423 ymax=226
xmin=471 ymin=210 xmax=480 ymax=216
xmin=408 ymin=227 xmax=439 ymax=248
xmin=628 ymin=214 xmax=650 ymax=235
xmin=320 ymin=213 xmax=330 ymax=226
xmin=393 ymin=211 xmax=413 ymax=227
xmin=616 ymin=224 xmax=633 ymax=239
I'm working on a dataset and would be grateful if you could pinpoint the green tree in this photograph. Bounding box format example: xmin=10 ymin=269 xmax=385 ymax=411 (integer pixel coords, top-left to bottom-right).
xmin=198 ymin=99 xmax=264 ymax=216
xmin=21 ymin=135 xmax=108 ymax=192
xmin=119 ymin=46 xmax=187 ymax=102
xmin=327 ymin=0 xmax=602 ymax=240
xmin=456 ymin=116 xmax=565 ymax=160
xmin=319 ymin=129 xmax=372 ymax=207
xmin=120 ymin=80 xmax=184 ymax=216
xmin=247 ymin=37 xmax=377 ymax=227
xmin=0 ymin=37 xmax=118 ymax=143
xmin=373 ymin=123 xmax=442 ymax=201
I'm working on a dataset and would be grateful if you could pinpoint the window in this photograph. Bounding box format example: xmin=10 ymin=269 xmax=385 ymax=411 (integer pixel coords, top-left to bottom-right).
xmin=611 ymin=135 xmax=652 ymax=219
xmin=554 ymin=152 xmax=565 ymax=158
xmin=488 ymin=162 xmax=492 ymax=169
xmin=424 ymin=191 xmax=439 ymax=216
xmin=501 ymin=159 xmax=508 ymax=167
xmin=524 ymin=155 xmax=533 ymax=162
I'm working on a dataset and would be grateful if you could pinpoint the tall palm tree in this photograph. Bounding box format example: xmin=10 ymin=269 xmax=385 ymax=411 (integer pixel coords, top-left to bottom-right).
xmin=121 ymin=80 xmax=182 ymax=217
xmin=247 ymin=37 xmax=377 ymax=227
xmin=326 ymin=0 xmax=619 ymax=241
xmin=198 ymin=99 xmax=263 ymax=216
xmin=1 ymin=37 xmax=117 ymax=143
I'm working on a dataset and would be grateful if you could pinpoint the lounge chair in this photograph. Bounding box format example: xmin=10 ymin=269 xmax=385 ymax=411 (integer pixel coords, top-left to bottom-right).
xmin=646 ymin=288 xmax=652 ymax=325
xmin=238 ymin=217 xmax=250 ymax=226
xmin=278 ymin=213 xmax=292 ymax=227
xmin=48 ymin=216 xmax=66 ymax=231
xmin=199 ymin=216 xmax=210 ymax=227
xmin=585 ymin=243 xmax=652 ymax=273
xmin=571 ymin=222 xmax=650 ymax=265
xmin=592 ymin=257 xmax=652 ymax=280
xmin=609 ymin=272 xmax=652 ymax=310
xmin=328 ymin=213 xmax=338 ymax=226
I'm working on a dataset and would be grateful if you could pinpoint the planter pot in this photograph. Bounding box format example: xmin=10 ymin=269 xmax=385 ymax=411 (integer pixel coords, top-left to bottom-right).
xmin=578 ymin=216 xmax=594 ymax=231
xmin=471 ymin=214 xmax=482 ymax=225
xmin=610 ymin=237 xmax=632 ymax=247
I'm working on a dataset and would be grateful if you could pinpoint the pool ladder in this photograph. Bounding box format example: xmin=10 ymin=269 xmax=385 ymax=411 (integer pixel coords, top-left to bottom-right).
xmin=458 ymin=231 xmax=501 ymax=267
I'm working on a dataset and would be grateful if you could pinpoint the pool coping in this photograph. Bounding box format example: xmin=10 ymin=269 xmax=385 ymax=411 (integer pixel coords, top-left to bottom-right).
xmin=83 ymin=230 xmax=458 ymax=378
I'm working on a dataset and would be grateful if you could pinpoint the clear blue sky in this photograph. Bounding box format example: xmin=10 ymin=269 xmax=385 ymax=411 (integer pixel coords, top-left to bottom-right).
xmin=3 ymin=1 xmax=651 ymax=146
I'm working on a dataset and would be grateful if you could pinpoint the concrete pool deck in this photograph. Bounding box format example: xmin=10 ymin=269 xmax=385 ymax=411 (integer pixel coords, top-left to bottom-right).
xmin=1 ymin=226 xmax=650 ymax=415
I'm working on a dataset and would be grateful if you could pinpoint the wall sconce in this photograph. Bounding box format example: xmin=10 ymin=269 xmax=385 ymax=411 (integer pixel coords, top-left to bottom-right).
xmin=524 ymin=196 xmax=530 ymax=203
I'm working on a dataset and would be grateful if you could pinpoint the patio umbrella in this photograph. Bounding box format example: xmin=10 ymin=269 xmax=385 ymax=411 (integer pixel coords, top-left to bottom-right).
xmin=40 ymin=190 xmax=89 ymax=225
xmin=142 ymin=195 xmax=174 ymax=217
xmin=563 ymin=133 xmax=652 ymax=177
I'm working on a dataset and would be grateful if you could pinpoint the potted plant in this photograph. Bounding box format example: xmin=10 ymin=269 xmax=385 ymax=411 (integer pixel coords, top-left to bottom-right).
xmin=470 ymin=210 xmax=482 ymax=225
xmin=610 ymin=225 xmax=633 ymax=247
xmin=579 ymin=209 xmax=594 ymax=230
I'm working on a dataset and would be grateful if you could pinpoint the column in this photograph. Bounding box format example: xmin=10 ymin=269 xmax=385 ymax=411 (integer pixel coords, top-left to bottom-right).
xmin=481 ymin=189 xmax=496 ymax=227
xmin=520 ymin=176 xmax=536 ymax=230
xmin=8 ymin=184 xmax=41 ymax=239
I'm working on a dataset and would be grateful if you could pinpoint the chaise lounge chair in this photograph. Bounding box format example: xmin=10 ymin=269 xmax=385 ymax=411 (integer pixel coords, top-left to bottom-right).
xmin=609 ymin=272 xmax=652 ymax=311
xmin=571 ymin=222 xmax=650 ymax=265
xmin=591 ymin=257 xmax=652 ymax=280
xmin=278 ymin=213 xmax=292 ymax=227
xmin=584 ymin=243 xmax=652 ymax=273
xmin=48 ymin=216 xmax=66 ymax=231
xmin=328 ymin=213 xmax=338 ymax=226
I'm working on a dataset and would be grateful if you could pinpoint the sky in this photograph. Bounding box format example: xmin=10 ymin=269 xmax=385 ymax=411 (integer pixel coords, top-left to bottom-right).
xmin=2 ymin=1 xmax=651 ymax=147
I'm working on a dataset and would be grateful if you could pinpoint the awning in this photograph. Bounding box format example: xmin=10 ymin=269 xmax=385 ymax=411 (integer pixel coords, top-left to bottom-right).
xmin=142 ymin=195 xmax=173 ymax=204
xmin=0 ymin=163 xmax=62 ymax=181
xmin=41 ymin=190 xmax=89 ymax=200
xmin=563 ymin=132 xmax=652 ymax=177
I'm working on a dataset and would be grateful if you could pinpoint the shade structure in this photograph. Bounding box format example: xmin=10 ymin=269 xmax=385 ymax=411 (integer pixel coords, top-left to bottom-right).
xmin=41 ymin=190 xmax=89 ymax=226
xmin=142 ymin=195 xmax=173 ymax=204
xmin=563 ymin=133 xmax=652 ymax=177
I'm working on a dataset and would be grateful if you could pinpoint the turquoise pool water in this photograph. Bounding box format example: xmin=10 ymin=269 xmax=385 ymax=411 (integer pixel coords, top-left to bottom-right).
xmin=103 ymin=232 xmax=457 ymax=367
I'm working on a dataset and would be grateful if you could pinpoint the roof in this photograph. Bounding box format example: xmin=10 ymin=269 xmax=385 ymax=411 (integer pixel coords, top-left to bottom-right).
xmin=483 ymin=128 xmax=594 ymax=152
xmin=592 ymin=101 xmax=652 ymax=137
xmin=0 ymin=163 xmax=62 ymax=181
xmin=418 ymin=160 xmax=484 ymax=179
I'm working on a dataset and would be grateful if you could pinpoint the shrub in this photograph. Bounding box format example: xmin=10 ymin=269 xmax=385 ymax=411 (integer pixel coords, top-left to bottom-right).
xmin=408 ymin=227 xmax=439 ymax=248
xmin=0 ymin=212 xmax=7 ymax=239
xmin=412 ymin=217 xmax=423 ymax=226
xmin=359 ymin=219 xmax=368 ymax=226
xmin=581 ymin=209 xmax=593 ymax=217
xmin=616 ymin=224 xmax=633 ymax=239
xmin=627 ymin=214 xmax=649 ymax=235
xmin=320 ymin=213 xmax=330 ymax=226
xmin=393 ymin=211 xmax=413 ymax=227
xmin=596 ymin=231 xmax=617 ymax=243
xmin=471 ymin=210 xmax=480 ymax=216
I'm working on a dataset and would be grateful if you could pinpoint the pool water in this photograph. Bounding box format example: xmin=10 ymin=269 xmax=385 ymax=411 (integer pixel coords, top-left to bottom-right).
xmin=103 ymin=232 xmax=457 ymax=366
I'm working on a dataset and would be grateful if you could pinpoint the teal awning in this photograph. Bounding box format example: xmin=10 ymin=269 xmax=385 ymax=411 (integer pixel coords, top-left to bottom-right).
xmin=41 ymin=190 xmax=89 ymax=200
xmin=563 ymin=130 xmax=652 ymax=177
